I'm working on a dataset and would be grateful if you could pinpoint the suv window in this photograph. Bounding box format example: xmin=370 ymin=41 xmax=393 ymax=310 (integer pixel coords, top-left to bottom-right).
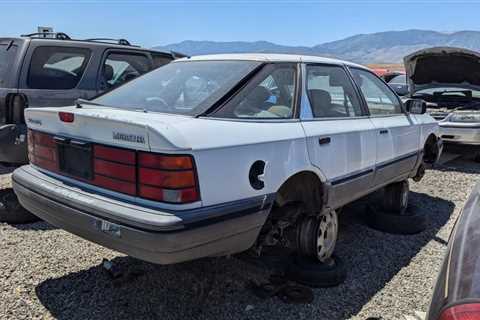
xmin=28 ymin=46 xmax=91 ymax=90
xmin=100 ymin=52 xmax=151 ymax=90
xmin=306 ymin=65 xmax=362 ymax=118
xmin=350 ymin=68 xmax=402 ymax=115
xmin=152 ymin=53 xmax=172 ymax=68
xmin=0 ymin=41 xmax=19 ymax=87
xmin=214 ymin=64 xmax=296 ymax=119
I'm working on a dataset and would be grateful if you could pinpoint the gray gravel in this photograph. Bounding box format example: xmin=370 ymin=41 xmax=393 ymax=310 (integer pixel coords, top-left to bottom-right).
xmin=0 ymin=155 xmax=477 ymax=320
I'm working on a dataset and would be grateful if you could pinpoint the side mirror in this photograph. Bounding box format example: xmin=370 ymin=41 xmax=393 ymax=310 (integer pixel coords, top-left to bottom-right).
xmin=390 ymin=84 xmax=409 ymax=96
xmin=405 ymin=99 xmax=427 ymax=114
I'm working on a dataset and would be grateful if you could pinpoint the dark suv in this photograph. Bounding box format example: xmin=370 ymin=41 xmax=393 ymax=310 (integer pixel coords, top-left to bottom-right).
xmin=0 ymin=32 xmax=180 ymax=223
xmin=0 ymin=32 xmax=180 ymax=166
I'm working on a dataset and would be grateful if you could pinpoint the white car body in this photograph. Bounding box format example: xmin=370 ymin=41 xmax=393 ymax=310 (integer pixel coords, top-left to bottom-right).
xmin=13 ymin=54 xmax=441 ymax=264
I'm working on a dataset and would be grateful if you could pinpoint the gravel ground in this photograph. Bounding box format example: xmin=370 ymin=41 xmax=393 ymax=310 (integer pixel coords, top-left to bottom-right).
xmin=0 ymin=155 xmax=477 ymax=320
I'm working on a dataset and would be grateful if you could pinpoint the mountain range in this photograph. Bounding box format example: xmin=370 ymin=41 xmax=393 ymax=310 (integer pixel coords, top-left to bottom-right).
xmin=154 ymin=29 xmax=480 ymax=64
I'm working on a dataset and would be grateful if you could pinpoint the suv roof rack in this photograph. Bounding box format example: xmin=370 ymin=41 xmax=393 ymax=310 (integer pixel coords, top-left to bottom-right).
xmin=84 ymin=38 xmax=137 ymax=47
xmin=20 ymin=33 xmax=138 ymax=47
xmin=21 ymin=32 xmax=71 ymax=40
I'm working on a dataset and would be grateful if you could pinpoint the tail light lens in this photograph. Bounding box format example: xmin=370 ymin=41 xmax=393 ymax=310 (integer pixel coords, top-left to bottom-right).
xmin=58 ymin=112 xmax=74 ymax=123
xmin=28 ymin=129 xmax=200 ymax=204
xmin=439 ymin=303 xmax=480 ymax=320
xmin=138 ymin=152 xmax=199 ymax=203
xmin=28 ymin=129 xmax=58 ymax=172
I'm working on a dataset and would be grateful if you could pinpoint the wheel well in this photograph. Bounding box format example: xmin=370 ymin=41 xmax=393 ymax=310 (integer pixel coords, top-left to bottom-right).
xmin=275 ymin=171 xmax=325 ymax=214
xmin=424 ymin=134 xmax=438 ymax=164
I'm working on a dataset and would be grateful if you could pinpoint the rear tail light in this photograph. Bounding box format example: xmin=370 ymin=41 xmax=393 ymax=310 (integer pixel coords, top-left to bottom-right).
xmin=438 ymin=303 xmax=480 ymax=320
xmin=58 ymin=112 xmax=74 ymax=123
xmin=28 ymin=129 xmax=58 ymax=172
xmin=138 ymin=152 xmax=199 ymax=203
xmin=28 ymin=129 xmax=200 ymax=204
xmin=7 ymin=93 xmax=28 ymax=124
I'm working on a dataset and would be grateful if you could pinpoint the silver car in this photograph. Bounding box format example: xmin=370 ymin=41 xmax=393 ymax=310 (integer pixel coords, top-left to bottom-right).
xmin=404 ymin=47 xmax=480 ymax=147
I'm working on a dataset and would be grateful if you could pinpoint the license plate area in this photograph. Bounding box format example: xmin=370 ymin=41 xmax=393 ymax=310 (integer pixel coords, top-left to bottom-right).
xmin=57 ymin=138 xmax=93 ymax=180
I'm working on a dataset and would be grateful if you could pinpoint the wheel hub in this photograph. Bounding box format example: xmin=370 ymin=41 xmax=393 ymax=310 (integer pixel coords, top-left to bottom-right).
xmin=316 ymin=211 xmax=338 ymax=262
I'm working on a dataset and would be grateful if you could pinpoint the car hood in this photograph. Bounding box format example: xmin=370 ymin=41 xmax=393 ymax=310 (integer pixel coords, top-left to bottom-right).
xmin=404 ymin=47 xmax=480 ymax=94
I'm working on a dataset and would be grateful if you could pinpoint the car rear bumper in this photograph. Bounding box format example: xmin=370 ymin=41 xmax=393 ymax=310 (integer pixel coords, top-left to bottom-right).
xmin=12 ymin=165 xmax=274 ymax=265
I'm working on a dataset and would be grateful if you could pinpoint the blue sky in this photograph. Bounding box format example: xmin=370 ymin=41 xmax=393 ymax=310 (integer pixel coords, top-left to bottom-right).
xmin=1 ymin=1 xmax=479 ymax=47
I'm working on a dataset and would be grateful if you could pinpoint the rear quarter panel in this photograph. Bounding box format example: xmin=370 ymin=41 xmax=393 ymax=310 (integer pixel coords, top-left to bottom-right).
xmin=171 ymin=118 xmax=321 ymax=206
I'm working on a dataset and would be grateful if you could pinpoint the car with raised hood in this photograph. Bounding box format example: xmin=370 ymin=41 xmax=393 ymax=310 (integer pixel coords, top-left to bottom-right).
xmin=404 ymin=47 xmax=480 ymax=147
xmin=12 ymin=54 xmax=441 ymax=266
xmin=426 ymin=182 xmax=480 ymax=320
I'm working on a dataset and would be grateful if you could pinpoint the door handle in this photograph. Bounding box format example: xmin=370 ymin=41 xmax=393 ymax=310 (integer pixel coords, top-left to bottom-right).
xmin=319 ymin=137 xmax=331 ymax=145
xmin=379 ymin=129 xmax=389 ymax=135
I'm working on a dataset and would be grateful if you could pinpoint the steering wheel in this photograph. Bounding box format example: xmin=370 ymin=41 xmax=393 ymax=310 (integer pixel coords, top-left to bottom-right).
xmin=145 ymin=96 xmax=170 ymax=111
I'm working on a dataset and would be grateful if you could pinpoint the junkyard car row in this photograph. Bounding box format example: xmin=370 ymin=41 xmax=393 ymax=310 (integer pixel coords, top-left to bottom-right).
xmin=2 ymin=33 xmax=480 ymax=320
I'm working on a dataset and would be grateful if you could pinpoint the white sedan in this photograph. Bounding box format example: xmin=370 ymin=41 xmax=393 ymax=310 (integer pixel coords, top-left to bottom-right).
xmin=13 ymin=54 xmax=441 ymax=266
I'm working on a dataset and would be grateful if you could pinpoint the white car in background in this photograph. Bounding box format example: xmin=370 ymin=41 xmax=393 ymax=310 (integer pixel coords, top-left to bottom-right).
xmin=405 ymin=47 xmax=480 ymax=148
xmin=12 ymin=54 xmax=441 ymax=268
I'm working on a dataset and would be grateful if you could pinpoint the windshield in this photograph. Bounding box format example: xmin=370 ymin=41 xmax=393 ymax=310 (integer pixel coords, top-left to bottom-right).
xmin=93 ymin=60 xmax=262 ymax=116
xmin=388 ymin=74 xmax=406 ymax=84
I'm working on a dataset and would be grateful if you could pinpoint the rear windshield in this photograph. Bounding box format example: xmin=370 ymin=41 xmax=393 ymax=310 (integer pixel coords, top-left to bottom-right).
xmin=93 ymin=60 xmax=261 ymax=116
xmin=0 ymin=41 xmax=19 ymax=87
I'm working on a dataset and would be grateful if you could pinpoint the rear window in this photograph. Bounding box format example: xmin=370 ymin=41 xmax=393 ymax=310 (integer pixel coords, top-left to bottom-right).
xmin=28 ymin=46 xmax=91 ymax=89
xmin=0 ymin=41 xmax=19 ymax=87
xmin=93 ymin=60 xmax=261 ymax=116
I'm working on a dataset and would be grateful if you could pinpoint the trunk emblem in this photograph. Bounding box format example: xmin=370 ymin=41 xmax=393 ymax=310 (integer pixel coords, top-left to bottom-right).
xmin=112 ymin=132 xmax=146 ymax=144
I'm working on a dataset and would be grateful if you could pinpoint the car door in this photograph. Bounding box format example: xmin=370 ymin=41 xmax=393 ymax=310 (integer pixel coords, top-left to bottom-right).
xmin=300 ymin=64 xmax=377 ymax=209
xmin=18 ymin=44 xmax=98 ymax=108
xmin=349 ymin=67 xmax=420 ymax=186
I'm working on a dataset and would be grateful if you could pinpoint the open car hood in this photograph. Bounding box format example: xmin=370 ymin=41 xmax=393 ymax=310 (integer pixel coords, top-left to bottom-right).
xmin=404 ymin=47 xmax=480 ymax=94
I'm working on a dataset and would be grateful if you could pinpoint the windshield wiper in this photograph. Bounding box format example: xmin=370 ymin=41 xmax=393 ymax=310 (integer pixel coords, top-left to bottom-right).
xmin=75 ymin=98 xmax=107 ymax=109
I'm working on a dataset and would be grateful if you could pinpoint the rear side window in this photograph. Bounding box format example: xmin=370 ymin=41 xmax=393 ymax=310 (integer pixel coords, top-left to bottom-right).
xmin=28 ymin=46 xmax=91 ymax=90
xmin=99 ymin=52 xmax=151 ymax=90
xmin=214 ymin=64 xmax=296 ymax=119
xmin=0 ymin=41 xmax=19 ymax=87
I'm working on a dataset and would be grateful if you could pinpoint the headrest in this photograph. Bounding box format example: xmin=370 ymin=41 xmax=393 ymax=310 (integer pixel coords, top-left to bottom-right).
xmin=309 ymin=89 xmax=332 ymax=106
xmin=103 ymin=64 xmax=114 ymax=81
xmin=247 ymin=86 xmax=271 ymax=103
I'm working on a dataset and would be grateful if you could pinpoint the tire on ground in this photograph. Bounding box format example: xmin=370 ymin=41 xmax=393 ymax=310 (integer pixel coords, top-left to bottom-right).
xmin=0 ymin=189 xmax=40 ymax=224
xmin=383 ymin=180 xmax=409 ymax=214
xmin=297 ymin=210 xmax=338 ymax=262
xmin=285 ymin=254 xmax=346 ymax=288
xmin=365 ymin=204 xmax=427 ymax=235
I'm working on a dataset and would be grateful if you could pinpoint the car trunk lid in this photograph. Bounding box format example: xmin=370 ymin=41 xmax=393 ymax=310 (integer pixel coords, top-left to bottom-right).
xmin=25 ymin=105 xmax=195 ymax=152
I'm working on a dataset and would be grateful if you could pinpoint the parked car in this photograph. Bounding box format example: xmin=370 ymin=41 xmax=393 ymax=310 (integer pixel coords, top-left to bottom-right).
xmin=12 ymin=54 xmax=442 ymax=267
xmin=404 ymin=47 xmax=480 ymax=148
xmin=385 ymin=73 xmax=409 ymax=97
xmin=0 ymin=31 xmax=180 ymax=167
xmin=382 ymin=71 xmax=405 ymax=83
xmin=426 ymin=182 xmax=480 ymax=320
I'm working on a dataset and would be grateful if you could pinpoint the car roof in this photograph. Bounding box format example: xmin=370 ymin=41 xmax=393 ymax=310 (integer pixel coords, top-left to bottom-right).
xmin=1 ymin=36 xmax=175 ymax=56
xmin=181 ymin=53 xmax=367 ymax=68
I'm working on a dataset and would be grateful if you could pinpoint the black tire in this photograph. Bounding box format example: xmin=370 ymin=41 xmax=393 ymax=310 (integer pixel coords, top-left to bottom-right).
xmin=285 ymin=254 xmax=346 ymax=288
xmin=365 ymin=204 xmax=426 ymax=235
xmin=0 ymin=189 xmax=40 ymax=224
xmin=383 ymin=180 xmax=409 ymax=214
xmin=297 ymin=210 xmax=338 ymax=262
